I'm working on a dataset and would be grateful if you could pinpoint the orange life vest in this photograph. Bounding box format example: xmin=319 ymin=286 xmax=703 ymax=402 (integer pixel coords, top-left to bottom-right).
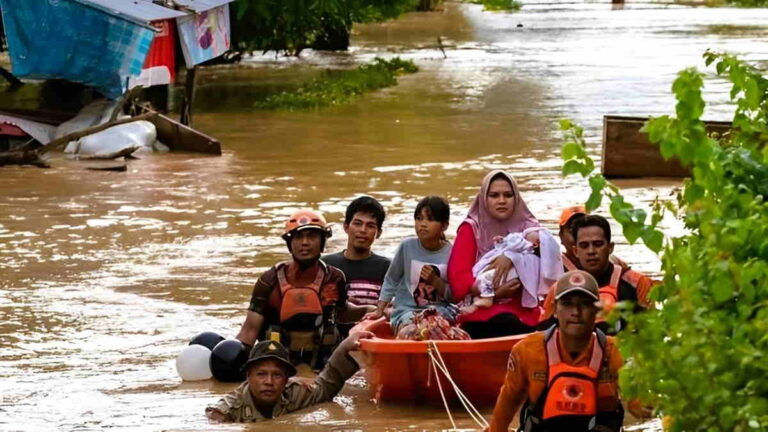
xmin=562 ymin=254 xmax=578 ymax=272
xmin=542 ymin=329 xmax=602 ymax=420
xmin=276 ymin=262 xmax=325 ymax=325
xmin=597 ymin=265 xmax=623 ymax=317
xmin=519 ymin=326 xmax=623 ymax=432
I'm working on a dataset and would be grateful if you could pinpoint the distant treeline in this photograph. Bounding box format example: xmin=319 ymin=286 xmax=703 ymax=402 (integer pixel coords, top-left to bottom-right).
xmin=230 ymin=0 xmax=439 ymax=57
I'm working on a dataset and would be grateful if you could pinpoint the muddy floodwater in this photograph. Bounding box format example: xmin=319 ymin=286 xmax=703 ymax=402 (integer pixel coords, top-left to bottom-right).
xmin=2 ymin=1 xmax=768 ymax=431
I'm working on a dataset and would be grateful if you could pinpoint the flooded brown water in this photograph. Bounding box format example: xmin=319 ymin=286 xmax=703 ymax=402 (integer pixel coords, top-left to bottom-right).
xmin=3 ymin=1 xmax=768 ymax=430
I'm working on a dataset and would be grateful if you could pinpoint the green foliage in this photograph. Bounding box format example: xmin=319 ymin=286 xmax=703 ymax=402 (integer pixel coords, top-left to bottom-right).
xmin=465 ymin=0 xmax=522 ymax=11
xmin=254 ymin=57 xmax=418 ymax=110
xmin=726 ymin=0 xmax=768 ymax=6
xmin=230 ymin=0 xmax=419 ymax=56
xmin=559 ymin=51 xmax=768 ymax=431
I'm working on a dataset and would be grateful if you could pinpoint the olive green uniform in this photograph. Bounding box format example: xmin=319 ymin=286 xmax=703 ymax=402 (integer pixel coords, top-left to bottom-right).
xmin=206 ymin=346 xmax=359 ymax=422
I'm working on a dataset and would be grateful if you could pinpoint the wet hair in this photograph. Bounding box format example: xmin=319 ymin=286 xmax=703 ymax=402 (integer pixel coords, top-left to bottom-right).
xmin=414 ymin=196 xmax=450 ymax=224
xmin=344 ymin=196 xmax=386 ymax=230
xmin=572 ymin=214 xmax=611 ymax=243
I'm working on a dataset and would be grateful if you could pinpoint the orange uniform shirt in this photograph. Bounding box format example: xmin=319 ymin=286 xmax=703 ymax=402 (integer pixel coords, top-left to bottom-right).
xmin=540 ymin=265 xmax=656 ymax=323
xmin=489 ymin=331 xmax=623 ymax=432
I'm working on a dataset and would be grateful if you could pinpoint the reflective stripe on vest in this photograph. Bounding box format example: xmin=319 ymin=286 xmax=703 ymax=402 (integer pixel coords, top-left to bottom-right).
xmin=542 ymin=329 xmax=603 ymax=420
xmin=276 ymin=263 xmax=325 ymax=324
xmin=562 ymin=254 xmax=578 ymax=272
xmin=597 ymin=265 xmax=623 ymax=319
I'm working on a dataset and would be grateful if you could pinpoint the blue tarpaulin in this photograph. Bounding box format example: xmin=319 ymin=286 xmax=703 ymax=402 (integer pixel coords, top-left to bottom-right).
xmin=0 ymin=0 xmax=156 ymax=99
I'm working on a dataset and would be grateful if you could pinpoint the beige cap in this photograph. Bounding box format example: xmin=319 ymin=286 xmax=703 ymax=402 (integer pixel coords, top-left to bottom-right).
xmin=554 ymin=270 xmax=600 ymax=301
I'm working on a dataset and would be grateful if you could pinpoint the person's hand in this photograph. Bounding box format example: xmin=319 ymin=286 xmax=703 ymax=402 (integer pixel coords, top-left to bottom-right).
xmin=494 ymin=277 xmax=522 ymax=299
xmin=492 ymin=235 xmax=505 ymax=244
xmin=627 ymin=398 xmax=654 ymax=419
xmin=205 ymin=408 xmax=229 ymax=422
xmin=420 ymin=265 xmax=439 ymax=285
xmin=339 ymin=330 xmax=375 ymax=352
xmin=363 ymin=309 xmax=383 ymax=321
xmin=487 ymin=255 xmax=514 ymax=289
xmin=525 ymin=231 xmax=540 ymax=247
xmin=289 ymin=375 xmax=316 ymax=391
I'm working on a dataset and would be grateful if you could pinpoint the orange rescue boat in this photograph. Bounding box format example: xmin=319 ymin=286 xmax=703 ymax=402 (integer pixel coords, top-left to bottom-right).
xmin=356 ymin=318 xmax=528 ymax=406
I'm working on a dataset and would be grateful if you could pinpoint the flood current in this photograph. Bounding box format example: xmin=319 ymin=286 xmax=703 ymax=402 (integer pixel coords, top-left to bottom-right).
xmin=2 ymin=1 xmax=768 ymax=430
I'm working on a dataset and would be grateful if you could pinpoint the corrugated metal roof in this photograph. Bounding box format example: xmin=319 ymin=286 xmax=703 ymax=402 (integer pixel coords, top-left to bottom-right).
xmin=74 ymin=0 xmax=187 ymax=25
xmin=173 ymin=0 xmax=234 ymax=13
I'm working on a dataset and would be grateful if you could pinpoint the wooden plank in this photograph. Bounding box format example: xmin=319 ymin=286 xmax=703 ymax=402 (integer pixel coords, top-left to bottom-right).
xmin=601 ymin=115 xmax=732 ymax=178
xmin=143 ymin=109 xmax=222 ymax=155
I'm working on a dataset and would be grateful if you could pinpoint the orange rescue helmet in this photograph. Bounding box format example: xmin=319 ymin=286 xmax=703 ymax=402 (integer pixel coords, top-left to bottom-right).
xmin=282 ymin=209 xmax=332 ymax=240
xmin=558 ymin=205 xmax=587 ymax=227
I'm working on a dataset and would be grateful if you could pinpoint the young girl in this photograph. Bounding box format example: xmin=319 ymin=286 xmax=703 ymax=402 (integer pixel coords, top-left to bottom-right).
xmin=365 ymin=196 xmax=458 ymax=333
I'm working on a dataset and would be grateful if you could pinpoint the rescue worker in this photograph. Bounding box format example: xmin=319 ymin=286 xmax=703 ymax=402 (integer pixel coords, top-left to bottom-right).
xmin=235 ymin=209 xmax=370 ymax=370
xmin=540 ymin=214 xmax=656 ymax=334
xmin=558 ymin=206 xmax=627 ymax=272
xmin=206 ymin=330 xmax=373 ymax=422
xmin=489 ymin=270 xmax=625 ymax=432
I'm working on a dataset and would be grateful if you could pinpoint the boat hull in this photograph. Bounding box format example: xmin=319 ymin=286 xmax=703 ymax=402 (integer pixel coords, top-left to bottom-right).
xmin=357 ymin=318 xmax=527 ymax=406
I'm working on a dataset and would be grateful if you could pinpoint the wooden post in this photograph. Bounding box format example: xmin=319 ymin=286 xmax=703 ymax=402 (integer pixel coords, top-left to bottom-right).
xmin=180 ymin=66 xmax=197 ymax=126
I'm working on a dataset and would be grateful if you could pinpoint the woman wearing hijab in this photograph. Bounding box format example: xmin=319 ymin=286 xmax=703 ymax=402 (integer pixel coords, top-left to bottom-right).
xmin=447 ymin=170 xmax=542 ymax=338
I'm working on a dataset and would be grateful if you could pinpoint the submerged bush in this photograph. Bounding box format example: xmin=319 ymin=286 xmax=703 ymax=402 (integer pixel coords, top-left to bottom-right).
xmin=560 ymin=51 xmax=768 ymax=431
xmin=254 ymin=57 xmax=418 ymax=110
xmin=465 ymin=0 xmax=522 ymax=11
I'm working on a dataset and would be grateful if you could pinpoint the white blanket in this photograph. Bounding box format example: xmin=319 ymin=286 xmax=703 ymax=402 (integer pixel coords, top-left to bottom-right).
xmin=472 ymin=227 xmax=563 ymax=308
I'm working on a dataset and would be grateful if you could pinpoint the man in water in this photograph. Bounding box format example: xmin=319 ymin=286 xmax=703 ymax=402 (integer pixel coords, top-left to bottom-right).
xmin=558 ymin=205 xmax=627 ymax=272
xmin=235 ymin=209 xmax=369 ymax=370
xmin=206 ymin=330 xmax=373 ymax=422
xmin=490 ymin=270 xmax=625 ymax=432
xmin=322 ymin=196 xmax=390 ymax=308
xmin=540 ymin=214 xmax=656 ymax=334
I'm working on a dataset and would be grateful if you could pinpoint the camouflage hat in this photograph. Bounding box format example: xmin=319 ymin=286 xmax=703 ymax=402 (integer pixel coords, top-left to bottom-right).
xmin=554 ymin=270 xmax=600 ymax=301
xmin=240 ymin=340 xmax=297 ymax=377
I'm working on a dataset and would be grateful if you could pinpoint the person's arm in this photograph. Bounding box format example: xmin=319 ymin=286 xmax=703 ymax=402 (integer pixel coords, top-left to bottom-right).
xmin=489 ymin=346 xmax=528 ymax=432
xmin=364 ymin=300 xmax=390 ymax=320
xmin=379 ymin=242 xmax=405 ymax=304
xmin=338 ymin=301 xmax=375 ymax=322
xmin=236 ymin=270 xmax=277 ymax=346
xmin=285 ymin=331 xmax=374 ymax=411
xmin=235 ymin=311 xmax=265 ymax=346
xmin=448 ymin=223 xmax=479 ymax=300
xmin=206 ymin=383 xmax=247 ymax=422
xmin=621 ymin=270 xmax=659 ymax=309
xmin=364 ymin=244 xmax=404 ymax=320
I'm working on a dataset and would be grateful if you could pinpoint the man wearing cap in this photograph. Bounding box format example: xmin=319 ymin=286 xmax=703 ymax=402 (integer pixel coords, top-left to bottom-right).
xmin=206 ymin=331 xmax=373 ymax=422
xmin=489 ymin=270 xmax=625 ymax=432
xmin=235 ymin=209 xmax=371 ymax=370
xmin=540 ymin=214 xmax=656 ymax=334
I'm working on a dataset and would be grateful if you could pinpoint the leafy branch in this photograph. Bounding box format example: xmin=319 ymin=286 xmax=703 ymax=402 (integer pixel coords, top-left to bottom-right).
xmin=561 ymin=51 xmax=768 ymax=431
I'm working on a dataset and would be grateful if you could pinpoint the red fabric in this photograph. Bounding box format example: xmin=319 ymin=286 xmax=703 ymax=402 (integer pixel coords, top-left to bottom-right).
xmin=448 ymin=222 xmax=541 ymax=326
xmin=143 ymin=20 xmax=177 ymax=83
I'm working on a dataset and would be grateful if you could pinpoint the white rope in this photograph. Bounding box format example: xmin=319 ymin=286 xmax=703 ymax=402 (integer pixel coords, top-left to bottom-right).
xmin=427 ymin=341 xmax=490 ymax=430
xmin=429 ymin=344 xmax=458 ymax=430
xmin=431 ymin=342 xmax=489 ymax=429
xmin=427 ymin=345 xmax=486 ymax=430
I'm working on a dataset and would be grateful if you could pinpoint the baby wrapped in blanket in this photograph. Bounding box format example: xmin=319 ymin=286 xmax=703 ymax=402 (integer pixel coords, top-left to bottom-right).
xmin=461 ymin=227 xmax=563 ymax=315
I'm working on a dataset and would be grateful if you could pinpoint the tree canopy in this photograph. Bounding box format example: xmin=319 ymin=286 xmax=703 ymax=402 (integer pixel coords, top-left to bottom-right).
xmin=230 ymin=0 xmax=421 ymax=56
